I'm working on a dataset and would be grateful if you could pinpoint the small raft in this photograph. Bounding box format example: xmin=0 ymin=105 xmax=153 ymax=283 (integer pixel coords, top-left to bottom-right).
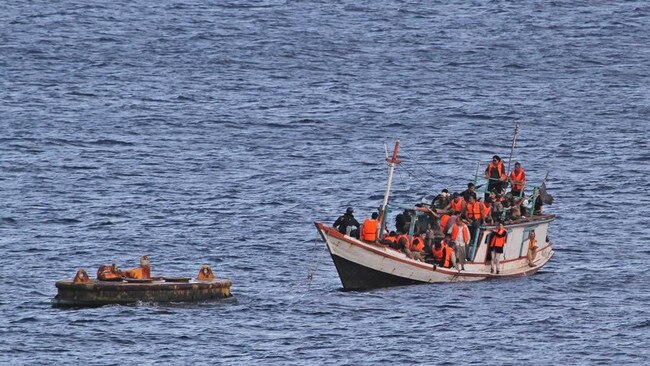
xmin=53 ymin=259 xmax=232 ymax=307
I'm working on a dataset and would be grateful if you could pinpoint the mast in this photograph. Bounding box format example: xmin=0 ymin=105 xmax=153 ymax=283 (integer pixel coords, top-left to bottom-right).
xmin=506 ymin=123 xmax=520 ymax=176
xmin=379 ymin=140 xmax=401 ymax=236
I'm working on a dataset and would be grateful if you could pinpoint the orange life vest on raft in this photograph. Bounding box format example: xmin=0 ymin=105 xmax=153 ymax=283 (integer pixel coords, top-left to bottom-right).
xmin=361 ymin=219 xmax=379 ymax=241
xmin=97 ymin=265 xmax=121 ymax=280
xmin=490 ymin=228 xmax=508 ymax=248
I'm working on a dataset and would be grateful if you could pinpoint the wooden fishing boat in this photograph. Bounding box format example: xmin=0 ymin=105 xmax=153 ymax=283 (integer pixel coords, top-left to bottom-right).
xmin=316 ymin=137 xmax=555 ymax=290
xmin=53 ymin=262 xmax=232 ymax=307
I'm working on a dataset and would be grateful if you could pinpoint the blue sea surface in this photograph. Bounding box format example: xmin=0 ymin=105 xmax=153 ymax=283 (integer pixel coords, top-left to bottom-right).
xmin=1 ymin=1 xmax=649 ymax=365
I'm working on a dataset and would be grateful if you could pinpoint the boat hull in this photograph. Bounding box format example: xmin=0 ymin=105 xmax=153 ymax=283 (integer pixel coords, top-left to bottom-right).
xmin=53 ymin=278 xmax=233 ymax=307
xmin=316 ymin=220 xmax=554 ymax=291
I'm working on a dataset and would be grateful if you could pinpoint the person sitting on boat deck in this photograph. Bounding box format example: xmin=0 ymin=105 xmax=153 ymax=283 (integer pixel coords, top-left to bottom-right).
xmin=461 ymin=182 xmax=478 ymax=202
xmin=491 ymin=192 xmax=505 ymax=223
xmin=508 ymin=195 xmax=526 ymax=221
xmin=333 ymin=207 xmax=360 ymax=238
xmin=406 ymin=232 xmax=425 ymax=262
xmin=445 ymin=192 xmax=466 ymax=216
xmin=361 ymin=212 xmax=380 ymax=242
xmin=481 ymin=197 xmax=493 ymax=225
xmin=395 ymin=209 xmax=412 ymax=234
xmin=431 ymin=188 xmax=451 ymax=209
xmin=380 ymin=231 xmax=400 ymax=249
xmin=489 ymin=222 xmax=508 ymax=274
xmin=508 ymin=162 xmax=526 ymax=198
xmin=432 ymin=234 xmax=454 ymax=269
xmin=485 ymin=155 xmax=507 ymax=200
xmin=450 ymin=219 xmax=470 ymax=271
xmin=416 ymin=204 xmax=441 ymax=234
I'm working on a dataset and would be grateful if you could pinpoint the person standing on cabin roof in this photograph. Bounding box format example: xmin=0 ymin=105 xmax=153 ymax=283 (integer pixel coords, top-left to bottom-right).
xmin=485 ymin=155 xmax=507 ymax=200
xmin=489 ymin=222 xmax=508 ymax=274
xmin=333 ymin=207 xmax=360 ymax=238
xmin=361 ymin=212 xmax=380 ymax=242
xmin=461 ymin=182 xmax=478 ymax=202
xmin=508 ymin=162 xmax=526 ymax=198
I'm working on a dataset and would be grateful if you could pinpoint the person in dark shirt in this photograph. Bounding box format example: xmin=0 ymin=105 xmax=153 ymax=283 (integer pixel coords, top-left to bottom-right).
xmin=431 ymin=188 xmax=451 ymax=209
xmin=333 ymin=207 xmax=360 ymax=238
xmin=461 ymin=182 xmax=478 ymax=202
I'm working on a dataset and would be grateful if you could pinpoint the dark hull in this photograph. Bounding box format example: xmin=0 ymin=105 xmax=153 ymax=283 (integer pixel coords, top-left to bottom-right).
xmin=53 ymin=279 xmax=233 ymax=307
xmin=330 ymin=252 xmax=427 ymax=291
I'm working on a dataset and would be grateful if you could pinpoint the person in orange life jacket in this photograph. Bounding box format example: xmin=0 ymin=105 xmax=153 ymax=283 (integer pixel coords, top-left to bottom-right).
xmin=489 ymin=222 xmax=508 ymax=274
xmin=432 ymin=234 xmax=454 ymax=268
xmin=481 ymin=197 xmax=493 ymax=225
xmin=450 ymin=219 xmax=470 ymax=270
xmin=527 ymin=231 xmax=538 ymax=267
xmin=405 ymin=232 xmax=425 ymax=262
xmin=485 ymin=155 xmax=507 ymax=200
xmin=380 ymin=231 xmax=401 ymax=249
xmin=361 ymin=212 xmax=380 ymax=242
xmin=461 ymin=182 xmax=478 ymax=202
xmin=431 ymin=188 xmax=451 ymax=209
xmin=333 ymin=207 xmax=360 ymax=238
xmin=445 ymin=192 xmax=466 ymax=216
xmin=508 ymin=162 xmax=526 ymax=198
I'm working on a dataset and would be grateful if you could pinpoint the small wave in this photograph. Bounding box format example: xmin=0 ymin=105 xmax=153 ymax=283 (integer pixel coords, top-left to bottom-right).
xmin=43 ymin=218 xmax=82 ymax=225
xmin=1 ymin=217 xmax=17 ymax=225
xmin=89 ymin=139 xmax=134 ymax=146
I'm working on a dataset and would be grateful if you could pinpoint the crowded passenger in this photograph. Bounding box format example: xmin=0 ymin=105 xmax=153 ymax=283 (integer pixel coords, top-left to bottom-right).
xmin=489 ymin=222 xmax=508 ymax=274
xmin=485 ymin=155 xmax=507 ymax=200
xmin=361 ymin=212 xmax=380 ymax=242
xmin=445 ymin=193 xmax=466 ymax=216
xmin=508 ymin=162 xmax=526 ymax=198
xmin=334 ymin=207 xmax=360 ymax=238
xmin=431 ymin=188 xmax=451 ymax=210
xmin=450 ymin=219 xmax=470 ymax=271
xmin=461 ymin=182 xmax=478 ymax=202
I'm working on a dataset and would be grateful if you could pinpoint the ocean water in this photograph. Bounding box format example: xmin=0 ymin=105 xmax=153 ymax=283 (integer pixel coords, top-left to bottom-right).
xmin=1 ymin=1 xmax=649 ymax=365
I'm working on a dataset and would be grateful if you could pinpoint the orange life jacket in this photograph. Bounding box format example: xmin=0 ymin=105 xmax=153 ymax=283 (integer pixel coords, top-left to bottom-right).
xmin=443 ymin=244 xmax=454 ymax=268
xmin=361 ymin=218 xmax=379 ymax=241
xmin=451 ymin=223 xmax=470 ymax=244
xmin=490 ymin=228 xmax=508 ymax=248
xmin=486 ymin=161 xmax=506 ymax=180
xmin=432 ymin=244 xmax=444 ymax=260
xmin=466 ymin=202 xmax=482 ymax=220
xmin=410 ymin=236 xmax=425 ymax=252
xmin=440 ymin=214 xmax=451 ymax=232
xmin=509 ymin=169 xmax=526 ymax=191
xmin=396 ymin=233 xmax=410 ymax=249
xmin=382 ymin=233 xmax=397 ymax=245
xmin=450 ymin=198 xmax=465 ymax=213
xmin=481 ymin=202 xmax=492 ymax=217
